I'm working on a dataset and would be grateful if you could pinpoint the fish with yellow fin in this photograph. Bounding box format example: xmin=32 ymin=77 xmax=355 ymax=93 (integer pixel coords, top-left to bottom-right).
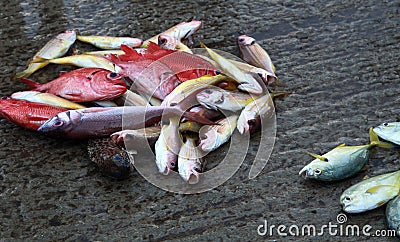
xmin=299 ymin=128 xmax=393 ymax=181
xmin=340 ymin=170 xmax=400 ymax=213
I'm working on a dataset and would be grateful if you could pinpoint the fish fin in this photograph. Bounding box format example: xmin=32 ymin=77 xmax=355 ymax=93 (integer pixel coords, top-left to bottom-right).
xmin=270 ymin=91 xmax=291 ymax=99
xmin=306 ymin=151 xmax=328 ymax=161
xmin=366 ymin=185 xmax=396 ymax=194
xmin=199 ymin=40 xmax=207 ymax=49
xmin=369 ymin=127 xmax=393 ymax=149
xmin=14 ymin=69 xmax=32 ymax=78
xmin=18 ymin=77 xmax=42 ymax=89
xmin=147 ymin=41 xmax=162 ymax=53
xmin=120 ymin=44 xmax=140 ymax=57
xmin=362 ymin=175 xmax=369 ymax=180
xmin=335 ymin=143 xmax=346 ymax=148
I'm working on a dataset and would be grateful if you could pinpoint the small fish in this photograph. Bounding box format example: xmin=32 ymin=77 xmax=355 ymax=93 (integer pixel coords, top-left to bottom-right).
xmin=11 ymin=91 xmax=86 ymax=109
xmin=19 ymin=68 xmax=127 ymax=102
xmin=386 ymin=195 xmax=400 ymax=237
xmin=158 ymin=34 xmax=192 ymax=53
xmin=155 ymin=117 xmax=182 ymax=175
xmin=196 ymin=88 xmax=257 ymax=111
xmin=199 ymin=115 xmax=238 ymax=152
xmin=236 ymin=92 xmax=275 ymax=134
xmin=199 ymin=41 xmax=263 ymax=94
xmin=142 ymin=20 xmax=202 ymax=47
xmin=299 ymin=128 xmax=393 ymax=181
xmin=87 ymin=138 xmax=132 ymax=179
xmin=237 ymin=35 xmax=277 ymax=83
xmin=37 ymin=98 xmax=215 ymax=139
xmin=32 ymin=54 xmax=120 ymax=72
xmin=229 ymin=59 xmax=277 ymax=85
xmin=340 ymin=170 xmax=400 ymax=213
xmin=373 ymin=122 xmax=400 ymax=145
xmin=0 ymin=96 xmax=68 ymax=130
xmin=77 ymin=35 xmax=142 ymax=49
xmin=15 ymin=30 xmax=77 ymax=78
xmin=178 ymin=136 xmax=203 ymax=184
xmin=110 ymin=126 xmax=162 ymax=150
xmin=161 ymin=74 xmax=228 ymax=107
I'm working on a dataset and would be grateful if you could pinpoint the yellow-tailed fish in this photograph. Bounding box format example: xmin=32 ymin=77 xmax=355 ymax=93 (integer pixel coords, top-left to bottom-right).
xmin=237 ymin=35 xmax=277 ymax=84
xmin=142 ymin=20 xmax=202 ymax=47
xmin=11 ymin=91 xmax=85 ymax=109
xmin=199 ymin=41 xmax=263 ymax=94
xmin=15 ymin=30 xmax=77 ymax=78
xmin=196 ymin=88 xmax=258 ymax=111
xmin=77 ymin=35 xmax=142 ymax=49
xmin=373 ymin=122 xmax=400 ymax=145
xmin=161 ymin=74 xmax=228 ymax=107
xmin=386 ymin=195 xmax=400 ymax=237
xmin=178 ymin=136 xmax=203 ymax=184
xmin=154 ymin=117 xmax=182 ymax=175
xmin=299 ymin=128 xmax=393 ymax=181
xmin=237 ymin=92 xmax=275 ymax=134
xmin=158 ymin=34 xmax=193 ymax=53
xmin=199 ymin=115 xmax=238 ymax=152
xmin=340 ymin=170 xmax=400 ymax=213
xmin=84 ymin=48 xmax=146 ymax=56
xmin=31 ymin=54 xmax=120 ymax=72
xmin=113 ymin=90 xmax=149 ymax=107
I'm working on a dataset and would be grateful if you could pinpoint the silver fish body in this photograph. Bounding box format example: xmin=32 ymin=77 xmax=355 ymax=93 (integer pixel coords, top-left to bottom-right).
xmin=196 ymin=88 xmax=256 ymax=111
xmin=340 ymin=170 xmax=400 ymax=213
xmin=77 ymin=35 xmax=142 ymax=49
xmin=386 ymin=195 xmax=400 ymax=237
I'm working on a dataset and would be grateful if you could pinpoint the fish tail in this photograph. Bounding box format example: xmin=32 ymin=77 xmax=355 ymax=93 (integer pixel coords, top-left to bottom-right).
xmin=30 ymin=57 xmax=50 ymax=64
xmin=369 ymin=127 xmax=394 ymax=149
xmin=14 ymin=69 xmax=33 ymax=78
xmin=199 ymin=40 xmax=207 ymax=49
xmin=270 ymin=91 xmax=291 ymax=99
xmin=18 ymin=77 xmax=42 ymax=89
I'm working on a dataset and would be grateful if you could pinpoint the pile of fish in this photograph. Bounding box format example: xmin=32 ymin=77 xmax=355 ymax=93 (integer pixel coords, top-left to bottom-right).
xmin=299 ymin=122 xmax=400 ymax=236
xmin=2 ymin=21 xmax=284 ymax=184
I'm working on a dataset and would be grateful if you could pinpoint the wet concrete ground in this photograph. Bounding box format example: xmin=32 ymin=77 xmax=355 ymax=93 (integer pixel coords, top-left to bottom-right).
xmin=1 ymin=0 xmax=400 ymax=241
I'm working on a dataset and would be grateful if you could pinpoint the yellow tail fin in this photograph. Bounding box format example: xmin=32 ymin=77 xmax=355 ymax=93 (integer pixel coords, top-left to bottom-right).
xmin=369 ymin=127 xmax=393 ymax=149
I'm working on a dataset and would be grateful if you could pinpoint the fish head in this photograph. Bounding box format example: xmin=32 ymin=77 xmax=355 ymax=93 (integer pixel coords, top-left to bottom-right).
xmin=57 ymin=29 xmax=77 ymax=41
xmin=178 ymin=160 xmax=201 ymax=184
xmin=175 ymin=20 xmax=202 ymax=40
xmin=199 ymin=127 xmax=218 ymax=152
xmin=237 ymin=110 xmax=257 ymax=134
xmin=196 ymin=89 xmax=225 ymax=110
xmin=237 ymin=35 xmax=256 ymax=46
xmin=154 ymin=136 xmax=178 ymax=175
xmin=340 ymin=185 xmax=400 ymax=213
xmin=0 ymin=96 xmax=21 ymax=110
xmin=90 ymin=70 xmax=127 ymax=99
xmin=37 ymin=110 xmax=82 ymax=136
xmin=373 ymin=122 xmax=400 ymax=144
xmin=158 ymin=34 xmax=178 ymax=50
xmin=299 ymin=160 xmax=334 ymax=181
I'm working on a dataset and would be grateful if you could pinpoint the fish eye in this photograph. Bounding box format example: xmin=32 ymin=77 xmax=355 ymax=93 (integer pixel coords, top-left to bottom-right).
xmin=314 ymin=169 xmax=322 ymax=175
xmin=1 ymin=96 xmax=8 ymax=100
xmin=53 ymin=121 xmax=64 ymax=127
xmin=204 ymin=89 xmax=212 ymax=94
xmin=250 ymin=40 xmax=256 ymax=45
xmin=200 ymin=134 xmax=207 ymax=140
xmin=159 ymin=38 xmax=166 ymax=45
xmin=248 ymin=119 xmax=256 ymax=127
xmin=194 ymin=167 xmax=201 ymax=172
xmin=216 ymin=70 xmax=221 ymax=75
xmin=344 ymin=196 xmax=351 ymax=202
xmin=170 ymin=162 xmax=175 ymax=168
xmin=383 ymin=123 xmax=389 ymax=126
xmin=238 ymin=38 xmax=244 ymax=42
xmin=110 ymin=72 xmax=117 ymax=78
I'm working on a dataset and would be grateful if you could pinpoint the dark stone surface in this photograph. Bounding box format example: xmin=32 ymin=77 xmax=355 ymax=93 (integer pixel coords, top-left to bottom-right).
xmin=1 ymin=0 xmax=399 ymax=241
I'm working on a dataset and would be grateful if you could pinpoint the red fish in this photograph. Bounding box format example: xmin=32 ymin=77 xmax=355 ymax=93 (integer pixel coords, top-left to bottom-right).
xmin=19 ymin=68 xmax=127 ymax=102
xmin=109 ymin=43 xmax=219 ymax=100
xmin=0 ymin=96 xmax=68 ymax=130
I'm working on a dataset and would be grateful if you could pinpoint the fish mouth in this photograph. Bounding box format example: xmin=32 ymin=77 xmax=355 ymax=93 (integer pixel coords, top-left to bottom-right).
xmin=299 ymin=168 xmax=308 ymax=179
xmin=187 ymin=173 xmax=200 ymax=184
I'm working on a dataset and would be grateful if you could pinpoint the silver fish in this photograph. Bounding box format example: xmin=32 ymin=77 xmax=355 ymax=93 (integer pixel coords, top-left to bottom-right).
xmin=373 ymin=122 xmax=400 ymax=145
xmin=178 ymin=136 xmax=203 ymax=184
xmin=340 ymin=170 xmax=400 ymax=213
xmin=196 ymin=88 xmax=257 ymax=111
xmin=199 ymin=115 xmax=238 ymax=152
xmin=77 ymin=35 xmax=142 ymax=49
